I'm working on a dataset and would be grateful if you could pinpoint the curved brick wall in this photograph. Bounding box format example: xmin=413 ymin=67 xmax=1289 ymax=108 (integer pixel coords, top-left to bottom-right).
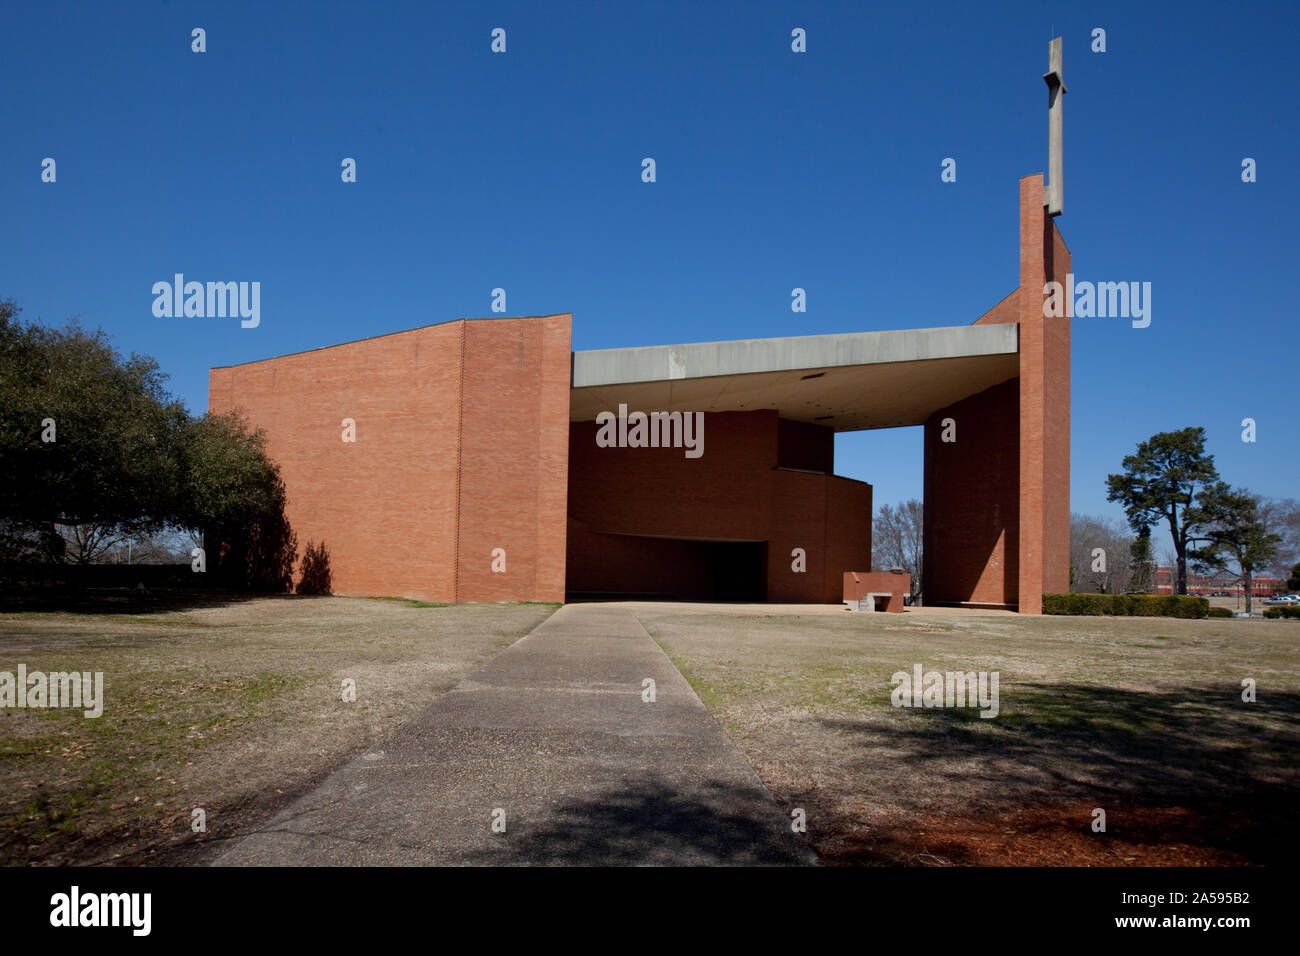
xmin=566 ymin=410 xmax=870 ymax=603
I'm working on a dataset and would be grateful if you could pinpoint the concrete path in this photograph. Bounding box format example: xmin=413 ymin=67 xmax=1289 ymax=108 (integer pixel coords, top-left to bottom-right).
xmin=214 ymin=604 xmax=814 ymax=866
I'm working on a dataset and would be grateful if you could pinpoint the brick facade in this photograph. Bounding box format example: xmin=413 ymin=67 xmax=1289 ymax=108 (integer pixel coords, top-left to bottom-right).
xmin=923 ymin=174 xmax=1071 ymax=611
xmin=208 ymin=179 xmax=1068 ymax=611
xmin=208 ymin=315 xmax=572 ymax=603
xmin=566 ymin=410 xmax=870 ymax=603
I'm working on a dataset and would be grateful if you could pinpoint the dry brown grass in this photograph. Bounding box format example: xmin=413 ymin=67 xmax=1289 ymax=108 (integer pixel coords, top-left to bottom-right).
xmin=0 ymin=595 xmax=556 ymax=866
xmin=638 ymin=604 xmax=1300 ymax=866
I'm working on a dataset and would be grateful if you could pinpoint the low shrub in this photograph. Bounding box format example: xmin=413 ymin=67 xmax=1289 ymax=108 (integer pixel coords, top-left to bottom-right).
xmin=1207 ymin=606 xmax=1233 ymax=618
xmin=1042 ymin=593 xmax=1209 ymax=618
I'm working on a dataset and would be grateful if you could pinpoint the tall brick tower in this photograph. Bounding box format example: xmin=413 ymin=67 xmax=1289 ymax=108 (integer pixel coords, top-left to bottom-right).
xmin=921 ymin=40 xmax=1071 ymax=612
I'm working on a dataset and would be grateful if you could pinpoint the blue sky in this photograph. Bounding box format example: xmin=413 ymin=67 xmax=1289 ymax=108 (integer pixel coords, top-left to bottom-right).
xmin=4 ymin=0 xmax=1297 ymax=523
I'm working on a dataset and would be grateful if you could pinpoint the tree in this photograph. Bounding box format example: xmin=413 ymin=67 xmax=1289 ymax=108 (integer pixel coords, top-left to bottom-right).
xmin=57 ymin=522 xmax=125 ymax=565
xmin=1256 ymin=497 xmax=1300 ymax=580
xmin=1285 ymin=563 xmax=1300 ymax=593
xmin=1 ymin=298 xmax=297 ymax=591
xmin=101 ymin=530 xmax=193 ymax=565
xmin=0 ymin=519 xmax=64 ymax=564
xmin=1191 ymin=486 xmax=1281 ymax=616
xmin=1069 ymin=513 xmax=1134 ymax=593
xmin=177 ymin=412 xmax=297 ymax=591
xmin=873 ymin=499 xmax=923 ymax=603
xmin=1128 ymin=526 xmax=1156 ymax=594
xmin=1 ymin=299 xmax=187 ymax=551
xmin=1106 ymin=427 xmax=1221 ymax=595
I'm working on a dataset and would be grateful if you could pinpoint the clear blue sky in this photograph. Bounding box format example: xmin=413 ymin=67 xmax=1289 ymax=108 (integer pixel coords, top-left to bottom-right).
xmin=4 ymin=0 xmax=1296 ymax=522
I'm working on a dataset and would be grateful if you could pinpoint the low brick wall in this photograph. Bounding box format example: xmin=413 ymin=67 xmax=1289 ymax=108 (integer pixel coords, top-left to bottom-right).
xmin=843 ymin=571 xmax=909 ymax=612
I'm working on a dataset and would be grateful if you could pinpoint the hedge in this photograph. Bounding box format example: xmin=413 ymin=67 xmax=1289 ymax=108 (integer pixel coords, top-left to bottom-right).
xmin=1264 ymin=606 xmax=1300 ymax=619
xmin=1042 ymin=593 xmax=1209 ymax=618
xmin=1207 ymin=606 xmax=1233 ymax=618
xmin=0 ymin=561 xmax=215 ymax=590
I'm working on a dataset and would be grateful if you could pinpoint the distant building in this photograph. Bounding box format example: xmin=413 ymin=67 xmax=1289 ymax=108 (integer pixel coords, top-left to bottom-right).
xmin=1153 ymin=567 xmax=1280 ymax=596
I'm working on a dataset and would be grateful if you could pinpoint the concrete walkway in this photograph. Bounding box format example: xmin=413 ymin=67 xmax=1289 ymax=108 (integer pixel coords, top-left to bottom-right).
xmin=214 ymin=604 xmax=814 ymax=866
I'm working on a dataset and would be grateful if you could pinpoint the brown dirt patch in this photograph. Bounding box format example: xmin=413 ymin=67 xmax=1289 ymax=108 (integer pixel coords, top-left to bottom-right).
xmin=815 ymin=800 xmax=1271 ymax=866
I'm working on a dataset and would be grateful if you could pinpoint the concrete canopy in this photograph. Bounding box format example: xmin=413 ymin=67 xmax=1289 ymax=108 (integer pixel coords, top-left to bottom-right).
xmin=570 ymin=323 xmax=1020 ymax=432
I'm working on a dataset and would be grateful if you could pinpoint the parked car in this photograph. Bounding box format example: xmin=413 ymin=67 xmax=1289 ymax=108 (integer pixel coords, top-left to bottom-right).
xmin=1264 ymin=594 xmax=1300 ymax=606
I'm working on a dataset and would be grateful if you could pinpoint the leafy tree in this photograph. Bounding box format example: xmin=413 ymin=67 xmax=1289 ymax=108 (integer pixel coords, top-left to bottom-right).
xmin=1 ymin=299 xmax=186 ymax=553
xmin=873 ymin=499 xmax=923 ymax=603
xmin=1191 ymin=485 xmax=1281 ymax=616
xmin=0 ymin=519 xmax=64 ymax=564
xmin=1128 ymin=527 xmax=1156 ymax=594
xmin=1106 ymin=427 xmax=1220 ymax=595
xmin=177 ymin=412 xmax=278 ymax=532
xmin=1 ymin=298 xmax=296 ymax=591
xmin=176 ymin=411 xmax=297 ymax=591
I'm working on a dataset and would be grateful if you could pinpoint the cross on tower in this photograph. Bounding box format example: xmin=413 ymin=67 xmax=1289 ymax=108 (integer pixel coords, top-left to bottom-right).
xmin=1043 ymin=36 xmax=1066 ymax=217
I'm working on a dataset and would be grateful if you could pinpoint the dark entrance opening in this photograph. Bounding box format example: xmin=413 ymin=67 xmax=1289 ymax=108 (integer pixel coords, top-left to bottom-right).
xmin=565 ymin=535 xmax=767 ymax=602
xmin=705 ymin=540 xmax=767 ymax=602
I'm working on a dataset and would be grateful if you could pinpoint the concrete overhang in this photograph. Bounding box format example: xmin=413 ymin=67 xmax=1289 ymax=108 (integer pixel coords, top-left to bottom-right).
xmin=570 ymin=324 xmax=1020 ymax=432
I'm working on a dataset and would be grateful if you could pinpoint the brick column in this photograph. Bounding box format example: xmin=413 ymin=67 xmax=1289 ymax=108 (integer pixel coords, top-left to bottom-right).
xmin=1015 ymin=174 xmax=1071 ymax=613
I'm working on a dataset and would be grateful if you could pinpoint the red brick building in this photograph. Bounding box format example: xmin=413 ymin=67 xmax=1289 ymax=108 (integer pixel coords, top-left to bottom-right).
xmin=208 ymin=315 xmax=572 ymax=604
xmin=210 ymin=176 xmax=1069 ymax=611
xmin=1153 ymin=568 xmax=1281 ymax=597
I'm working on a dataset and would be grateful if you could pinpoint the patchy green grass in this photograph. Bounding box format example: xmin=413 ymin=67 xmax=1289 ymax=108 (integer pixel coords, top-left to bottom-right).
xmin=1 ymin=596 xmax=555 ymax=865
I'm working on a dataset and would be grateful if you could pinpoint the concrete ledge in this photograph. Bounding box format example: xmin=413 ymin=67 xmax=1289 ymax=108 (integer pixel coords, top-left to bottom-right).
xmin=573 ymin=324 xmax=1019 ymax=388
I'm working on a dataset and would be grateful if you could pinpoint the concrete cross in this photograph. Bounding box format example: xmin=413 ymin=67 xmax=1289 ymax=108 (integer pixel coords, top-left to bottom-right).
xmin=1043 ymin=36 xmax=1066 ymax=216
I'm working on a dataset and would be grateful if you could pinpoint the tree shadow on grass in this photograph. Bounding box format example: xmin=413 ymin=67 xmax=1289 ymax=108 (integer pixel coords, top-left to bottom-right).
xmin=814 ymin=682 xmax=1300 ymax=864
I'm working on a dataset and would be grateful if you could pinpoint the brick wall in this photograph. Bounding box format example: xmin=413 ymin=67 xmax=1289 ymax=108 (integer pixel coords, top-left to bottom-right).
xmin=923 ymin=378 xmax=1020 ymax=607
xmin=777 ymin=419 xmax=834 ymax=473
xmin=1016 ymin=174 xmax=1071 ymax=611
xmin=457 ymin=315 xmax=571 ymax=602
xmin=566 ymin=410 xmax=869 ymax=603
xmin=923 ymin=174 xmax=1070 ymax=611
xmin=208 ymin=314 xmax=572 ymax=602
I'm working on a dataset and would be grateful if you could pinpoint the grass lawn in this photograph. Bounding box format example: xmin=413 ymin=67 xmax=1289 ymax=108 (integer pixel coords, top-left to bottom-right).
xmin=637 ymin=603 xmax=1300 ymax=866
xmin=0 ymin=594 xmax=556 ymax=865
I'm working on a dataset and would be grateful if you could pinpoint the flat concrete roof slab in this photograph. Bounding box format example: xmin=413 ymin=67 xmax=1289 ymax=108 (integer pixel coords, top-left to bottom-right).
xmin=571 ymin=324 xmax=1020 ymax=431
